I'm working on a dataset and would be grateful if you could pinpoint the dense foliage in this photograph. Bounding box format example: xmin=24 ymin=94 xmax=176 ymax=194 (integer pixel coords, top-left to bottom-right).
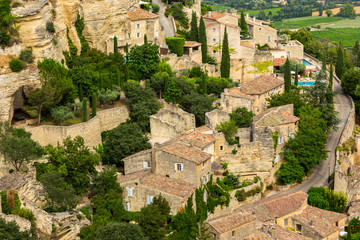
xmin=166 ymin=37 xmax=186 ymax=56
xmin=229 ymin=107 xmax=254 ymax=128
xmin=307 ymin=187 xmax=348 ymax=213
xmin=0 ymin=217 xmax=31 ymax=240
xmin=0 ymin=0 xmax=18 ymax=47
xmin=9 ymin=58 xmax=24 ymax=72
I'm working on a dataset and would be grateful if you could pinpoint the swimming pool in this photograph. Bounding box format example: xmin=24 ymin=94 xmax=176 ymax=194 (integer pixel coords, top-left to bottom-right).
xmin=292 ymin=81 xmax=315 ymax=86
xmin=302 ymin=59 xmax=312 ymax=66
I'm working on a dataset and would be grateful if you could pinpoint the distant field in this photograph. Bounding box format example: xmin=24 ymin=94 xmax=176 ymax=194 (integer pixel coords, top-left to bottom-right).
xmin=311 ymin=28 xmax=360 ymax=47
xmin=210 ymin=4 xmax=232 ymax=12
xmin=273 ymin=16 xmax=342 ymax=29
xmin=245 ymin=8 xmax=282 ymax=17
xmin=312 ymin=6 xmax=360 ymax=16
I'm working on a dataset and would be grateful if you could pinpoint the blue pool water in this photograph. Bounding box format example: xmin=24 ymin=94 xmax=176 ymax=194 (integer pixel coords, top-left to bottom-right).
xmin=302 ymin=59 xmax=312 ymax=65
xmin=292 ymin=81 xmax=315 ymax=86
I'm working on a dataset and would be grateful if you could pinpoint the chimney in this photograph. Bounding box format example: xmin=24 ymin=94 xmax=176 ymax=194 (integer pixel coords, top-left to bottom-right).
xmin=310 ymin=220 xmax=313 ymax=226
xmin=253 ymin=16 xmax=256 ymax=22
xmin=246 ymin=13 xmax=249 ymax=19
xmin=260 ymin=21 xmax=262 ymax=26
xmin=149 ymin=5 xmax=153 ymax=14
xmin=151 ymin=143 xmax=160 ymax=173
xmin=209 ymin=11 xmax=212 ymax=17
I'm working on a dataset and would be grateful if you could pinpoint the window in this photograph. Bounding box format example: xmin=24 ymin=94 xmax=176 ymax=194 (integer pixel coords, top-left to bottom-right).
xmin=202 ymin=161 xmax=205 ymax=167
xmin=336 ymin=221 xmax=339 ymax=227
xmin=257 ymin=108 xmax=260 ymax=112
xmin=137 ymin=32 xmax=141 ymax=38
xmin=125 ymin=202 xmax=130 ymax=211
xmin=220 ymin=146 xmax=223 ymax=150
xmin=263 ymin=103 xmax=266 ymax=110
xmin=128 ymin=187 xmax=133 ymax=197
xmin=213 ymin=28 xmax=216 ymax=32
xmin=128 ymin=33 xmax=130 ymax=39
xmin=175 ymin=163 xmax=184 ymax=172
xmin=275 ymin=155 xmax=280 ymax=163
xmin=136 ymin=23 xmax=140 ymax=29
xmin=296 ymin=224 xmax=302 ymax=232
xmin=213 ymin=39 xmax=216 ymax=42
xmin=213 ymin=50 xmax=216 ymax=53
xmin=147 ymin=196 xmax=154 ymax=205
xmin=272 ymin=89 xmax=275 ymax=94
xmin=143 ymin=161 xmax=148 ymax=168
xmin=268 ymin=35 xmax=271 ymax=42
xmin=259 ymin=27 xmax=262 ymax=30
xmin=232 ymin=230 xmax=235 ymax=236
xmin=284 ymin=218 xmax=288 ymax=227
xmin=264 ymin=92 xmax=267 ymax=97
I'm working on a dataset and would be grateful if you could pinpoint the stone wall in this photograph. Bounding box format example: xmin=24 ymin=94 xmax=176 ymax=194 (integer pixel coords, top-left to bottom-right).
xmin=150 ymin=103 xmax=195 ymax=139
xmin=205 ymin=109 xmax=230 ymax=129
xmin=0 ymin=213 xmax=31 ymax=232
xmin=28 ymin=105 xmax=129 ymax=148
xmin=218 ymin=90 xmax=253 ymax=114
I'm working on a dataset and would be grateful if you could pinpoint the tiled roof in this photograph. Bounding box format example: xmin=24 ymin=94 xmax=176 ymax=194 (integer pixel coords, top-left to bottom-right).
xmin=117 ymin=169 xmax=150 ymax=183
xmin=127 ymin=7 xmax=159 ymax=21
xmin=203 ymin=11 xmax=227 ymax=20
xmin=293 ymin=205 xmax=346 ymax=238
xmin=122 ymin=149 xmax=152 ymax=161
xmin=253 ymin=105 xmax=300 ymax=126
xmin=273 ymin=57 xmax=298 ymax=67
xmin=160 ymin=141 xmax=211 ymax=164
xmin=245 ymin=231 xmax=271 ymax=240
xmin=176 ymin=131 xmax=215 ymax=149
xmin=141 ymin=174 xmax=196 ymax=198
xmin=195 ymin=125 xmax=214 ymax=133
xmin=184 ymin=41 xmax=202 ymax=48
xmin=226 ymin=87 xmax=255 ymax=100
xmin=239 ymin=75 xmax=284 ymax=95
xmin=246 ymin=19 xmax=277 ymax=32
xmin=268 ymin=224 xmax=311 ymax=240
xmin=206 ymin=211 xmax=255 ymax=234
xmin=241 ymin=192 xmax=308 ymax=221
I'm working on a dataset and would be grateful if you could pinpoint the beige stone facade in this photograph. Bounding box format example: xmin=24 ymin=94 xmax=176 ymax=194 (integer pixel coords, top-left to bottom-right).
xmin=245 ymin=16 xmax=278 ymax=49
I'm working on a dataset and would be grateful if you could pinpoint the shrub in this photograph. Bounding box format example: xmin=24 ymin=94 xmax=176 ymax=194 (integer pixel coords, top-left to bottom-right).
xmin=166 ymin=37 xmax=185 ymax=56
xmin=46 ymin=21 xmax=55 ymax=33
xmin=151 ymin=4 xmax=160 ymax=13
xmin=189 ymin=66 xmax=204 ymax=78
xmin=0 ymin=190 xmax=21 ymax=214
xmin=19 ymin=48 xmax=34 ymax=63
xmin=235 ymin=189 xmax=246 ymax=202
xmin=13 ymin=208 xmax=35 ymax=222
xmin=9 ymin=58 xmax=24 ymax=72
xmin=12 ymin=2 xmax=21 ymax=7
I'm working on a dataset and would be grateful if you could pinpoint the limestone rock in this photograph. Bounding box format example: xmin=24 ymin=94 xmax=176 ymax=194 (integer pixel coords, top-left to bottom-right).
xmin=0 ymin=213 xmax=31 ymax=232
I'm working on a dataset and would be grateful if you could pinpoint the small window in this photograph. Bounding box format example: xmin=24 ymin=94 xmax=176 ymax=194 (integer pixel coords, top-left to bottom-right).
xmin=125 ymin=202 xmax=130 ymax=211
xmin=147 ymin=196 xmax=154 ymax=205
xmin=336 ymin=221 xmax=339 ymax=227
xmin=175 ymin=163 xmax=184 ymax=172
xmin=143 ymin=161 xmax=148 ymax=168
xmin=213 ymin=50 xmax=216 ymax=53
xmin=259 ymin=27 xmax=262 ymax=30
xmin=258 ymin=95 xmax=260 ymax=99
xmin=220 ymin=146 xmax=223 ymax=151
xmin=202 ymin=161 xmax=205 ymax=167
xmin=166 ymin=175 xmax=169 ymax=177
xmin=128 ymin=33 xmax=130 ymax=39
xmin=264 ymin=92 xmax=267 ymax=97
xmin=137 ymin=32 xmax=141 ymax=38
xmin=257 ymin=108 xmax=260 ymax=112
xmin=272 ymin=89 xmax=275 ymax=94
xmin=213 ymin=39 xmax=216 ymax=42
xmin=128 ymin=187 xmax=133 ymax=197
xmin=268 ymin=35 xmax=271 ymax=42
xmin=213 ymin=28 xmax=216 ymax=32
xmin=232 ymin=230 xmax=235 ymax=236
xmin=296 ymin=224 xmax=302 ymax=232
xmin=275 ymin=155 xmax=280 ymax=163
xmin=284 ymin=218 xmax=288 ymax=227
xmin=263 ymin=103 xmax=266 ymax=110
xmin=136 ymin=23 xmax=140 ymax=29
xmin=278 ymin=137 xmax=281 ymax=144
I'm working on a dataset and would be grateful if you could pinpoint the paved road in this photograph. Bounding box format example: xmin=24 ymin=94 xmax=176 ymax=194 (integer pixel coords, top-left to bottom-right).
xmin=152 ymin=0 xmax=175 ymax=41
xmin=288 ymin=79 xmax=352 ymax=192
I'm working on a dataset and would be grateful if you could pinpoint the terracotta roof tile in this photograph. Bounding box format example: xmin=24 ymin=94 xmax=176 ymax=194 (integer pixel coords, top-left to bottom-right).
xmin=127 ymin=7 xmax=159 ymax=21
xmin=122 ymin=149 xmax=152 ymax=162
xmin=184 ymin=41 xmax=202 ymax=48
xmin=117 ymin=169 xmax=150 ymax=183
xmin=241 ymin=192 xmax=308 ymax=221
xmin=203 ymin=11 xmax=227 ymax=20
xmin=246 ymin=19 xmax=277 ymax=32
xmin=206 ymin=211 xmax=255 ymax=234
xmin=160 ymin=141 xmax=211 ymax=164
xmin=176 ymin=131 xmax=215 ymax=149
xmin=226 ymin=87 xmax=255 ymax=100
xmin=141 ymin=174 xmax=196 ymax=198
xmin=268 ymin=224 xmax=311 ymax=240
xmin=244 ymin=231 xmax=271 ymax=240
xmin=273 ymin=57 xmax=298 ymax=67
xmin=253 ymin=105 xmax=300 ymax=126
xmin=240 ymin=75 xmax=284 ymax=95
xmin=293 ymin=205 xmax=346 ymax=238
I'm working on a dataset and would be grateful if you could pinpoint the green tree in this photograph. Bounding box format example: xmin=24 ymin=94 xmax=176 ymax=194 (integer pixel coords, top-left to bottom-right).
xmin=44 ymin=136 xmax=101 ymax=194
xmin=258 ymin=10 xmax=266 ymax=20
xmin=307 ymin=187 xmax=348 ymax=213
xmin=92 ymin=92 xmax=97 ymax=117
xmin=266 ymin=90 xmax=306 ymax=116
xmin=9 ymin=58 xmax=24 ymax=72
xmin=150 ymin=72 xmax=170 ymax=98
xmin=329 ymin=61 xmax=333 ymax=90
xmin=40 ymin=171 xmax=79 ymax=212
xmin=220 ymin=27 xmax=230 ymax=79
xmin=113 ymin=36 xmax=118 ymax=54
xmin=82 ymin=98 xmax=88 ymax=122
xmin=229 ymin=107 xmax=254 ymax=128
xmin=201 ymin=73 xmax=207 ymax=95
xmin=294 ymin=65 xmax=299 ymax=86
xmin=216 ymin=120 xmax=238 ymax=140
xmin=144 ymin=34 xmax=148 ymax=44
xmin=189 ymin=11 xmax=199 ymax=42
xmin=336 ymin=43 xmax=344 ymax=79
xmin=207 ymin=77 xmax=230 ymax=97
xmin=284 ymin=58 xmax=291 ymax=92
xmin=102 ymin=122 xmax=151 ymax=167
xmin=128 ymin=42 xmax=160 ymax=79
xmin=0 ymin=123 xmax=43 ymax=171
xmin=198 ymin=16 xmax=207 ymax=63
xmin=338 ymin=3 xmax=356 ymax=19
xmin=94 ymin=223 xmax=146 ymax=240
xmin=319 ymin=4 xmax=323 ymax=16
xmin=181 ymin=92 xmax=214 ymax=126
xmin=51 ymin=106 xmax=74 ymax=125
xmin=325 ymin=9 xmax=333 ymax=17
xmin=0 ymin=217 xmax=31 ymax=240
xmin=239 ymin=11 xmax=249 ymax=36
xmin=164 ymin=80 xmax=183 ymax=103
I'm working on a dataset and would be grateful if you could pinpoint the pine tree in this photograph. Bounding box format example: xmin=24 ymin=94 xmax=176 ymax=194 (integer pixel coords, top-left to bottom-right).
xmin=198 ymin=16 xmax=207 ymax=63
xmin=239 ymin=11 xmax=249 ymax=36
xmin=295 ymin=65 xmax=299 ymax=87
xmin=284 ymin=58 xmax=291 ymax=92
xmin=220 ymin=27 xmax=230 ymax=79
xmin=190 ymin=11 xmax=199 ymax=42
xmin=82 ymin=98 xmax=88 ymax=122
xmin=336 ymin=42 xmax=344 ymax=79
xmin=201 ymin=73 xmax=207 ymax=95
xmin=329 ymin=61 xmax=333 ymax=90
xmin=91 ymin=92 xmax=97 ymax=117
xmin=114 ymin=36 xmax=118 ymax=54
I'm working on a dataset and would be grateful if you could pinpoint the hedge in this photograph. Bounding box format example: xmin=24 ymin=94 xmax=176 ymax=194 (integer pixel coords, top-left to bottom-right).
xmin=166 ymin=37 xmax=185 ymax=56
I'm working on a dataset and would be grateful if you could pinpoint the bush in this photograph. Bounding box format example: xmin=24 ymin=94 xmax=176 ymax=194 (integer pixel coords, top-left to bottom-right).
xmin=189 ymin=66 xmax=204 ymax=78
xmin=0 ymin=190 xmax=21 ymax=214
xmin=46 ymin=21 xmax=55 ymax=33
xmin=13 ymin=208 xmax=35 ymax=222
xmin=151 ymin=4 xmax=160 ymax=13
xmin=9 ymin=58 xmax=24 ymax=72
xmin=235 ymin=189 xmax=246 ymax=202
xmin=19 ymin=48 xmax=34 ymax=63
xmin=166 ymin=37 xmax=185 ymax=56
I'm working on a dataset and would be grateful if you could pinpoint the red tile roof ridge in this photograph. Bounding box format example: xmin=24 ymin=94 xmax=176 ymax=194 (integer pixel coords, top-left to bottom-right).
xmin=127 ymin=7 xmax=159 ymax=21
xmin=175 ymin=131 xmax=215 ymax=149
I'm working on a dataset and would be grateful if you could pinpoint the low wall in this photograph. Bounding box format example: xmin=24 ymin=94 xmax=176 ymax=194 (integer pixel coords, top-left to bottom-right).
xmin=28 ymin=106 xmax=129 ymax=148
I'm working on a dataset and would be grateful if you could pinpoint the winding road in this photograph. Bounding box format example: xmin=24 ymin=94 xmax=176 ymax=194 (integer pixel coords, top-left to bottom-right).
xmin=152 ymin=0 xmax=175 ymax=45
xmin=288 ymin=75 xmax=352 ymax=192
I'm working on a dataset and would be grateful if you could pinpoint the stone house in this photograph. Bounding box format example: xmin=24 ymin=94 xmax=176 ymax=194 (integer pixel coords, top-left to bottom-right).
xmin=118 ymin=131 xmax=213 ymax=213
xmin=183 ymin=41 xmax=202 ymax=64
xmin=245 ymin=16 xmax=278 ymax=49
xmin=218 ymin=75 xmax=284 ymax=114
xmin=106 ymin=7 xmax=160 ymax=54
xmin=241 ymin=191 xmax=347 ymax=240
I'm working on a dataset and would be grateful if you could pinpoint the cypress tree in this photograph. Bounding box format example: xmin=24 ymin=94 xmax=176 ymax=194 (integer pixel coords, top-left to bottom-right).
xmin=284 ymin=58 xmax=291 ymax=92
xmin=189 ymin=11 xmax=199 ymax=42
xmin=201 ymin=73 xmax=207 ymax=95
xmin=240 ymin=11 xmax=249 ymax=36
xmin=82 ymin=98 xmax=88 ymax=122
xmin=144 ymin=34 xmax=148 ymax=44
xmin=79 ymin=84 xmax=84 ymax=101
xmin=336 ymin=42 xmax=344 ymax=79
xmin=125 ymin=65 xmax=129 ymax=82
xmin=114 ymin=36 xmax=118 ymax=54
xmin=92 ymin=92 xmax=97 ymax=117
xmin=295 ymin=65 xmax=298 ymax=87
xmin=100 ymin=74 xmax=104 ymax=90
xmin=329 ymin=61 xmax=334 ymax=90
xmin=322 ymin=53 xmax=327 ymax=73
xmin=116 ymin=69 xmax=121 ymax=86
xmin=220 ymin=27 xmax=230 ymax=79
xmin=198 ymin=16 xmax=207 ymax=63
